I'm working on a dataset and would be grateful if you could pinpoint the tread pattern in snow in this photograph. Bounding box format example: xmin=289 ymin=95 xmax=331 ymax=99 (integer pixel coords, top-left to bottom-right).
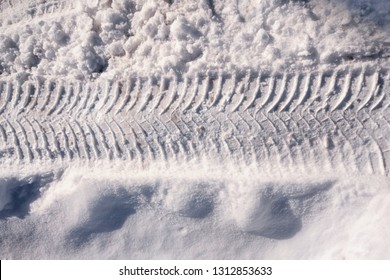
xmin=0 ymin=67 xmax=389 ymax=175
xmin=0 ymin=0 xmax=72 ymax=26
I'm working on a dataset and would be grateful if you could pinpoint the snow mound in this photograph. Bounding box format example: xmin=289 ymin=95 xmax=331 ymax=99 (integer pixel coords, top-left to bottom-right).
xmin=0 ymin=0 xmax=389 ymax=79
xmin=228 ymin=181 xmax=333 ymax=239
xmin=0 ymin=164 xmax=389 ymax=259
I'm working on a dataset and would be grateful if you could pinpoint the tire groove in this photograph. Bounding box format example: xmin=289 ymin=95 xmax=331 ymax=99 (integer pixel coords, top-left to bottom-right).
xmin=258 ymin=73 xmax=275 ymax=110
xmin=343 ymin=67 xmax=365 ymax=111
xmin=111 ymin=119 xmax=132 ymax=160
xmin=85 ymin=82 xmax=101 ymax=114
xmin=92 ymin=120 xmax=112 ymax=160
xmin=290 ymin=72 xmax=310 ymax=113
xmin=96 ymin=80 xmax=112 ymax=113
xmin=39 ymin=79 xmax=55 ymax=112
xmin=209 ymin=71 xmax=224 ymax=108
xmin=73 ymin=120 xmax=91 ymax=160
xmin=12 ymin=80 xmax=22 ymax=112
xmin=279 ymin=73 xmax=299 ymax=112
xmin=67 ymin=81 xmax=82 ymax=114
xmin=159 ymin=76 xmax=178 ymax=115
xmin=229 ymin=72 xmax=250 ymax=113
xmin=225 ymin=113 xmax=245 ymax=160
xmin=60 ymin=124 xmax=72 ymax=161
xmin=105 ymin=81 xmax=122 ymax=115
xmin=117 ymin=120 xmax=138 ymax=161
xmin=357 ymin=70 xmax=380 ymax=112
xmin=315 ymin=69 xmax=339 ymax=115
xmin=21 ymin=81 xmax=34 ymax=113
xmin=48 ymin=122 xmax=64 ymax=160
xmin=85 ymin=122 xmax=101 ymax=159
xmin=331 ymin=70 xmax=352 ymax=112
xmin=114 ymin=77 xmax=135 ymax=115
xmin=145 ymin=119 xmax=168 ymax=161
xmin=301 ymin=71 xmax=323 ymax=113
xmin=328 ymin=112 xmax=359 ymax=173
xmin=266 ymin=73 xmax=288 ymax=113
xmin=65 ymin=120 xmax=81 ymax=160
xmin=194 ymin=74 xmax=210 ymax=113
xmin=77 ymin=82 xmax=93 ymax=116
xmin=243 ymin=72 xmax=261 ymax=111
xmin=149 ymin=76 xmax=168 ymax=113
xmin=132 ymin=119 xmax=157 ymax=161
xmin=103 ymin=119 xmax=122 ymax=159
xmin=0 ymin=121 xmax=7 ymax=143
xmin=137 ymin=77 xmax=154 ymax=113
xmin=0 ymin=80 xmax=12 ymax=115
xmin=182 ymin=75 xmax=200 ymax=113
xmin=124 ymin=119 xmax=145 ymax=163
xmin=369 ymin=72 xmax=387 ymax=112
xmin=6 ymin=120 xmax=24 ymax=161
xmin=356 ymin=110 xmax=386 ymax=175
xmin=220 ymin=72 xmax=237 ymax=112
xmin=15 ymin=119 xmax=33 ymax=162
xmin=104 ymin=120 xmax=123 ymax=159
xmin=125 ymin=77 xmax=142 ymax=114
xmin=47 ymin=80 xmax=66 ymax=116
xmin=56 ymin=81 xmax=73 ymax=115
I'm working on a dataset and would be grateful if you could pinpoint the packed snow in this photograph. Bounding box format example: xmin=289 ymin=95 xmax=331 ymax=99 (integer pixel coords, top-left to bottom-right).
xmin=0 ymin=0 xmax=390 ymax=259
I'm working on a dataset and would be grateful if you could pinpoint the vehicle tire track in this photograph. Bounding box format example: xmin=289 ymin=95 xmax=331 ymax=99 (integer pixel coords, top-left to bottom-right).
xmin=0 ymin=0 xmax=74 ymax=27
xmin=0 ymin=67 xmax=389 ymax=175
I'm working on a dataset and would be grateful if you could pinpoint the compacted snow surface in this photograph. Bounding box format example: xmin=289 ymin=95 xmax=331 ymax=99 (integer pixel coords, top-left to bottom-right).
xmin=0 ymin=0 xmax=390 ymax=259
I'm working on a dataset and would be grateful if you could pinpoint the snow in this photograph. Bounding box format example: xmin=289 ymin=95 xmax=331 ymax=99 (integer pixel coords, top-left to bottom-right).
xmin=0 ymin=0 xmax=390 ymax=259
xmin=0 ymin=0 xmax=389 ymax=78
xmin=1 ymin=163 xmax=389 ymax=259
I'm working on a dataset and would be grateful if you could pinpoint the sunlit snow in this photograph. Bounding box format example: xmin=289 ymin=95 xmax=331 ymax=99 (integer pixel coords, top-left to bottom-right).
xmin=0 ymin=0 xmax=390 ymax=259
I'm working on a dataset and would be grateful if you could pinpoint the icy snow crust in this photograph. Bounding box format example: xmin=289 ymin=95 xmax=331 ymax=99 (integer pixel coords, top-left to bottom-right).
xmin=0 ymin=0 xmax=390 ymax=259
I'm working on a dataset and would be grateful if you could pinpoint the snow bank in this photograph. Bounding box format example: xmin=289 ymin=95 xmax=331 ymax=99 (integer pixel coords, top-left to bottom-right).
xmin=0 ymin=0 xmax=389 ymax=79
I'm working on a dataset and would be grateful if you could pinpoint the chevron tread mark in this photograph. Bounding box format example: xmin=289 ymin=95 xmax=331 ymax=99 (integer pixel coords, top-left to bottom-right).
xmin=0 ymin=80 xmax=12 ymax=115
xmin=0 ymin=68 xmax=388 ymax=175
xmin=0 ymin=0 xmax=74 ymax=27
xmin=90 ymin=120 xmax=112 ymax=160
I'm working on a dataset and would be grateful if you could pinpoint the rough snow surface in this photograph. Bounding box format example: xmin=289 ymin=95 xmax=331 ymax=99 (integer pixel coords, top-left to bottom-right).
xmin=0 ymin=0 xmax=389 ymax=79
xmin=0 ymin=0 xmax=390 ymax=259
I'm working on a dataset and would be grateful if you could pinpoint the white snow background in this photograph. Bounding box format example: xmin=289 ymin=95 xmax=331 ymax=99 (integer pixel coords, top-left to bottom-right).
xmin=0 ymin=0 xmax=390 ymax=259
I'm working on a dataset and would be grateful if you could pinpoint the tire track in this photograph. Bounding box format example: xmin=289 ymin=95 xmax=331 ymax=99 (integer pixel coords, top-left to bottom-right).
xmin=0 ymin=0 xmax=74 ymax=27
xmin=0 ymin=67 xmax=389 ymax=175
